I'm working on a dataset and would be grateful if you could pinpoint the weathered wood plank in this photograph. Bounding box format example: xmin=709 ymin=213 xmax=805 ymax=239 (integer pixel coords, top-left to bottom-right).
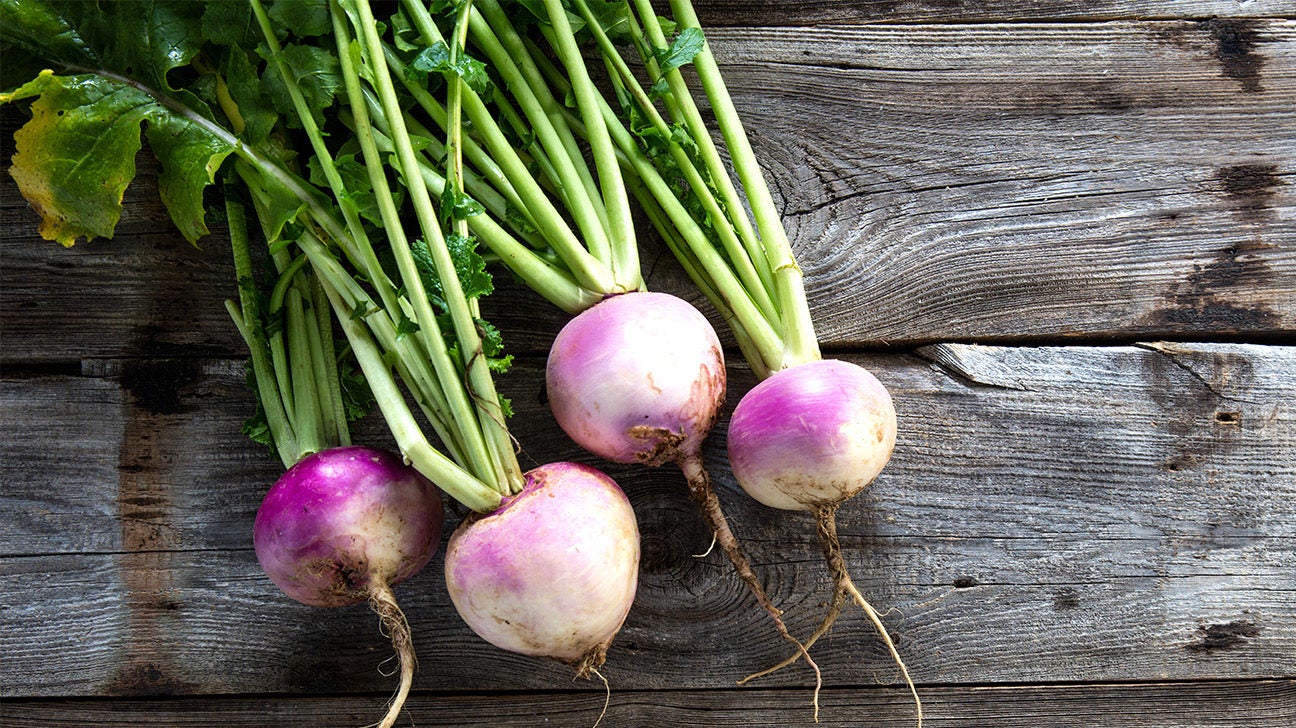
xmin=3 ymin=345 xmax=1292 ymax=697
xmin=0 ymin=361 xmax=272 ymax=556
xmin=5 ymin=20 xmax=1295 ymax=361
xmin=699 ymin=20 xmax=1296 ymax=344
xmin=6 ymin=344 xmax=1293 ymax=550
xmin=0 ymin=152 xmax=249 ymax=362
xmin=3 ymin=535 xmax=1290 ymax=697
xmin=688 ymin=1 xmax=1296 ymax=25
xmin=2 ymin=680 xmax=1293 ymax=728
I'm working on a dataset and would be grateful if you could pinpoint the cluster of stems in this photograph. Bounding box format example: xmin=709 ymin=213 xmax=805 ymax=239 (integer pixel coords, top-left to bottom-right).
xmin=218 ymin=0 xmax=535 ymax=512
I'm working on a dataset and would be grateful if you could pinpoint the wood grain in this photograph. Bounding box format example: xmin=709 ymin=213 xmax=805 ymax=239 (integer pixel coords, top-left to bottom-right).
xmin=3 ymin=5 xmax=1294 ymax=724
xmin=2 ymin=680 xmax=1293 ymax=728
xmin=687 ymin=1 xmax=1296 ymax=26
xmin=699 ymin=20 xmax=1296 ymax=344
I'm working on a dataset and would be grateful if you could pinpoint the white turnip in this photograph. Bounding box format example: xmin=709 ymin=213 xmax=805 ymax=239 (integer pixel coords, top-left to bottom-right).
xmin=567 ymin=0 xmax=924 ymax=720
xmin=727 ymin=360 xmax=915 ymax=702
xmin=729 ymin=359 xmax=897 ymax=512
xmin=444 ymin=461 xmax=640 ymax=676
xmin=546 ymin=291 xmax=724 ymax=467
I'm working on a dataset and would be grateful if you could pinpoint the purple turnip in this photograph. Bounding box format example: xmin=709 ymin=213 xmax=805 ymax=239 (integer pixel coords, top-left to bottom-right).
xmin=729 ymin=359 xmax=897 ymax=513
xmin=553 ymin=0 xmax=924 ymax=719
xmin=728 ymin=359 xmax=917 ymax=717
xmin=546 ymin=292 xmax=724 ymax=467
xmin=254 ymin=445 xmax=444 ymax=728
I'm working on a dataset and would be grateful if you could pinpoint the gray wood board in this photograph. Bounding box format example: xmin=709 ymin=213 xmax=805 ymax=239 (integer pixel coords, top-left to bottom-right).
xmin=3 ymin=345 xmax=1292 ymax=698
xmin=4 ymin=20 xmax=1295 ymax=360
xmin=1 ymin=680 xmax=1292 ymax=728
xmin=699 ymin=20 xmax=1296 ymax=344
xmin=687 ymin=1 xmax=1296 ymax=25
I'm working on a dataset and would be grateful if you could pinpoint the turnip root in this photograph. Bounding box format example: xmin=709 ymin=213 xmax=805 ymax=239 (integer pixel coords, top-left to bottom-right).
xmin=444 ymin=462 xmax=640 ymax=676
xmin=728 ymin=360 xmax=918 ymax=720
xmin=254 ymin=445 xmax=444 ymax=728
xmin=559 ymin=0 xmax=924 ymax=719
xmin=546 ymin=292 xmax=725 ymax=467
xmin=729 ymin=359 xmax=897 ymax=512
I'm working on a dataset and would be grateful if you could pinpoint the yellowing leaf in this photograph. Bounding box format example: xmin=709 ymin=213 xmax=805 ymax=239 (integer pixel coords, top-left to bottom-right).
xmin=3 ymin=70 xmax=233 ymax=246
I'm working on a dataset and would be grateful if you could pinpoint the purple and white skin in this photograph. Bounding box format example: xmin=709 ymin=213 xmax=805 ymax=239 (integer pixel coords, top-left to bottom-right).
xmin=443 ymin=461 xmax=640 ymax=676
xmin=726 ymin=358 xmax=917 ymax=716
xmin=546 ymin=291 xmax=725 ymax=467
xmin=728 ymin=359 xmax=897 ymax=512
xmin=253 ymin=445 xmax=443 ymax=728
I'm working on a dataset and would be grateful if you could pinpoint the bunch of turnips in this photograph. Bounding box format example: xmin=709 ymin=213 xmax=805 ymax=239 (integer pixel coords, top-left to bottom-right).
xmin=1 ymin=0 xmax=916 ymax=725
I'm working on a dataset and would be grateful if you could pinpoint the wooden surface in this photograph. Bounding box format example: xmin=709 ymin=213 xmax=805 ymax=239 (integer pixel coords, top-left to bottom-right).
xmin=2 ymin=3 xmax=1295 ymax=727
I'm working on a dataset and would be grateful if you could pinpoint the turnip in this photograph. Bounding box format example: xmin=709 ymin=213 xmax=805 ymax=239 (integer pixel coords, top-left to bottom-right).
xmin=6 ymin=1 xmax=642 ymax=724
xmin=253 ymin=446 xmax=443 ymax=728
xmin=727 ymin=359 xmax=912 ymax=694
xmin=546 ymin=291 xmax=724 ymax=468
xmin=729 ymin=360 xmax=897 ymax=514
xmin=273 ymin=0 xmax=644 ymax=682
xmin=445 ymin=462 xmax=640 ymax=675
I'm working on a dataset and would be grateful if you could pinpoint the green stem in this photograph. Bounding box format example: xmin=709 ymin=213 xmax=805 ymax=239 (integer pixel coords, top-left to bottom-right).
xmin=312 ymin=254 xmax=502 ymax=514
xmin=333 ymin=0 xmax=499 ymax=487
xmin=311 ymin=277 xmax=351 ymax=446
xmin=299 ymin=234 xmax=472 ymax=469
xmin=603 ymin=5 xmax=778 ymax=323
xmin=627 ymin=0 xmax=774 ymax=301
xmin=447 ymin=0 xmax=477 ymax=317
xmin=285 ymin=284 xmax=327 ymax=456
xmin=352 ymin=0 xmax=521 ymax=493
xmin=474 ymin=0 xmax=603 ymax=226
xmin=527 ymin=50 xmax=786 ymax=365
xmin=553 ymin=0 xmax=640 ymax=291
xmin=366 ymin=115 xmax=597 ymax=313
xmin=377 ymin=47 xmax=525 ymax=232
xmin=268 ymin=255 xmax=310 ymax=312
xmin=666 ymin=0 xmax=821 ymax=368
xmin=400 ymin=0 xmax=615 ymax=297
xmin=470 ymin=0 xmax=613 ymax=266
xmin=225 ymin=196 xmax=299 ymax=469
xmin=448 ymin=0 xmax=526 ymax=493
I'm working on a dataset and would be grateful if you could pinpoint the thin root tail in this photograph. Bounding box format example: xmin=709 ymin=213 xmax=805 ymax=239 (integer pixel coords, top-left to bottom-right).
xmin=816 ymin=505 xmax=923 ymax=728
xmin=369 ymin=582 xmax=416 ymax=728
xmin=740 ymin=578 xmax=847 ymax=684
xmin=679 ymin=455 xmax=822 ymax=721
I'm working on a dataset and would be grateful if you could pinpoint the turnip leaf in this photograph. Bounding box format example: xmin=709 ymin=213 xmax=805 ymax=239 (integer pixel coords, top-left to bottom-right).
xmin=259 ymin=43 xmax=343 ymax=129
xmin=2 ymin=72 xmax=232 ymax=245
xmin=267 ymin=0 xmax=331 ymax=38
xmin=201 ymin=0 xmax=263 ymax=49
xmin=408 ymin=41 xmax=492 ymax=96
xmin=653 ymin=27 xmax=705 ymax=76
